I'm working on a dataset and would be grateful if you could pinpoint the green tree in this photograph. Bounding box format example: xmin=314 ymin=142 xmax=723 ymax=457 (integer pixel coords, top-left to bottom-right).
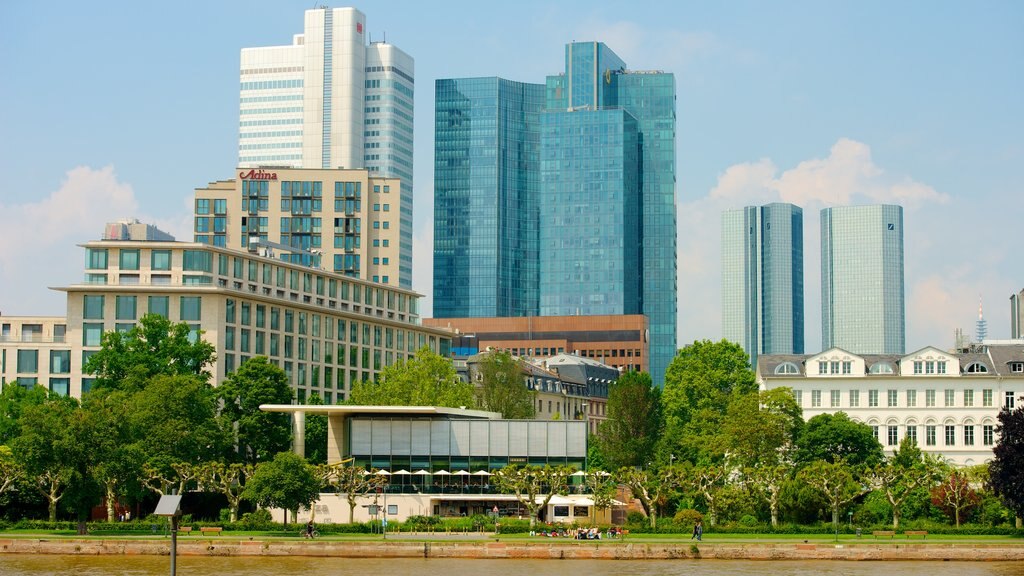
xmin=492 ymin=465 xmax=571 ymax=529
xmin=0 ymin=383 xmax=49 ymax=444
xmin=304 ymin=393 xmax=328 ymax=465
xmin=616 ymin=465 xmax=684 ymax=529
xmin=868 ymin=438 xmax=942 ymax=529
xmin=795 ymin=412 xmax=884 ymax=467
xmin=347 ymin=347 xmax=474 ymax=407
xmin=83 ymin=314 xmax=216 ymax=391
xmin=243 ymin=451 xmax=321 ymax=528
xmin=724 ymin=388 xmax=803 ymax=468
xmin=989 ymin=399 xmax=1024 ymax=523
xmin=681 ymin=462 xmax=731 ymax=526
xmin=473 ymin=351 xmax=535 ymax=418
xmin=595 ymin=371 xmax=661 ymax=469
xmin=0 ymin=445 xmax=23 ymax=498
xmin=81 ymin=390 xmax=145 ymax=521
xmin=745 ymin=462 xmax=793 ymax=527
xmin=11 ymin=397 xmax=88 ymax=521
xmin=198 ymin=462 xmax=253 ymax=523
xmin=217 ymin=356 xmax=293 ymax=465
xmin=660 ymin=340 xmax=756 ymax=463
xmin=328 ymin=464 xmax=387 ymax=523
xmin=798 ymin=459 xmax=869 ymax=532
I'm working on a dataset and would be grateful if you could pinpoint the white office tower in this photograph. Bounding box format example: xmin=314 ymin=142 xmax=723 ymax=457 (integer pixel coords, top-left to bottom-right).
xmin=239 ymin=7 xmax=414 ymax=287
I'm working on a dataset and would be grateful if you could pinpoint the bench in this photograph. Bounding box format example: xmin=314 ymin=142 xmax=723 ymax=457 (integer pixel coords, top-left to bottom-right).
xmin=904 ymin=530 xmax=928 ymax=538
xmin=872 ymin=530 xmax=895 ymax=539
xmin=199 ymin=527 xmax=223 ymax=536
xmin=178 ymin=526 xmax=193 ymax=535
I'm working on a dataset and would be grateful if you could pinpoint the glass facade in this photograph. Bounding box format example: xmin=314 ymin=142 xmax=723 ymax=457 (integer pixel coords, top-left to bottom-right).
xmin=821 ymin=205 xmax=905 ymax=354
xmin=722 ymin=203 xmax=804 ymax=364
xmin=433 ymin=42 xmax=677 ymax=385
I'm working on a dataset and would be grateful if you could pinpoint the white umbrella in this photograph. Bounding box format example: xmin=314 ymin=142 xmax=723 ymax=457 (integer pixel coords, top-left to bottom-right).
xmin=472 ymin=470 xmax=492 ymax=476
xmin=375 ymin=469 xmax=392 ymax=476
xmin=453 ymin=470 xmax=471 ymax=476
xmin=392 ymin=469 xmax=411 ymax=475
xmin=570 ymin=470 xmax=587 ymax=477
xmin=413 ymin=470 xmax=432 ymax=476
xmin=433 ymin=470 xmax=451 ymax=476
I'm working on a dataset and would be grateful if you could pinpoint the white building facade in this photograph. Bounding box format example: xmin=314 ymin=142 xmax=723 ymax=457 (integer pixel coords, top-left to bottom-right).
xmin=758 ymin=344 xmax=1024 ymax=466
xmin=240 ymin=7 xmax=414 ymax=287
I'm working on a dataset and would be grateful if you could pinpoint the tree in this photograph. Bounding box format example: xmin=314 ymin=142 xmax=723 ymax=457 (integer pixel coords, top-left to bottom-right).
xmin=217 ymin=356 xmax=293 ymax=465
xmin=81 ymin=390 xmax=145 ymax=521
xmin=745 ymin=462 xmax=793 ymax=527
xmin=595 ymin=371 xmax=661 ymax=469
xmin=198 ymin=462 xmax=253 ymax=523
xmin=11 ymin=397 xmax=87 ymax=521
xmin=616 ymin=465 xmax=684 ymax=529
xmin=304 ymin=393 xmax=328 ymax=465
xmin=795 ymin=412 xmax=884 ymax=467
xmin=347 ymin=347 xmax=474 ymax=407
xmin=932 ymin=469 xmax=979 ymax=527
xmin=798 ymin=459 xmax=869 ymax=532
xmin=681 ymin=463 xmax=731 ymax=526
xmin=473 ymin=351 xmax=535 ymax=418
xmin=0 ymin=383 xmax=49 ymax=444
xmin=243 ymin=452 xmax=320 ymax=528
xmin=492 ymin=465 xmax=571 ymax=529
xmin=0 ymin=445 xmax=23 ymax=498
xmin=83 ymin=314 xmax=216 ymax=391
xmin=724 ymin=388 xmax=803 ymax=468
xmin=989 ymin=400 xmax=1024 ymax=522
xmin=329 ymin=464 xmax=387 ymax=523
xmin=868 ymin=438 xmax=941 ymax=529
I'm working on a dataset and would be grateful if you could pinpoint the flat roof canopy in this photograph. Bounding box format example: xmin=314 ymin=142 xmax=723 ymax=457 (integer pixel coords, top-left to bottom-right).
xmin=259 ymin=404 xmax=501 ymax=420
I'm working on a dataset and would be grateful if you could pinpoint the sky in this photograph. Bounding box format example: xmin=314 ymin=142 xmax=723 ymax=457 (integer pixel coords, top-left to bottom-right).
xmin=0 ymin=0 xmax=1021 ymax=354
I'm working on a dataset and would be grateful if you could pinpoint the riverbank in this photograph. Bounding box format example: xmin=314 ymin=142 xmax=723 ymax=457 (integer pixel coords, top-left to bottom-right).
xmin=2 ymin=536 xmax=1024 ymax=561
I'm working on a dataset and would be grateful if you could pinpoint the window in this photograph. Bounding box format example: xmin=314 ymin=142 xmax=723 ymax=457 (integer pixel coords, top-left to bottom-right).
xmin=180 ymin=296 xmax=201 ymax=321
xmin=869 ymin=362 xmax=894 ymax=374
xmin=964 ymin=425 xmax=975 ymax=446
xmin=937 ymin=361 xmax=947 ymax=374
xmin=86 ymin=248 xmax=109 ymax=269
xmin=183 ymin=250 xmax=212 ymax=272
xmin=1010 ymin=362 xmax=1024 ymax=373
xmin=115 ymin=295 xmax=137 ymax=320
xmin=965 ymin=362 xmax=988 ymax=373
xmin=816 ymin=361 xmax=826 ymax=374
xmin=887 ymin=390 xmax=898 ymax=407
xmin=83 ymin=323 xmax=103 ymax=347
xmin=17 ymin=349 xmax=38 ymax=373
xmin=151 ymin=250 xmax=171 ymax=270
xmin=906 ymin=389 xmax=917 ymax=407
xmin=926 ymin=425 xmax=936 ymax=446
xmin=50 ymin=350 xmax=70 ymax=374
xmin=925 ymin=361 xmax=935 ymax=374
xmin=148 ymin=296 xmax=169 ymax=318
xmin=926 ymin=389 xmax=936 ymax=407
xmin=49 ymin=378 xmax=70 ymax=397
xmin=983 ymin=425 xmax=994 ymax=446
xmin=964 ymin=389 xmax=974 ymax=407
xmin=887 ymin=426 xmax=898 ymax=446
xmin=983 ymin=389 xmax=993 ymax=407
xmin=842 ymin=361 xmax=851 ymax=374
xmin=913 ymin=360 xmax=923 ymax=374
xmin=944 ymin=425 xmax=955 ymax=446
xmin=811 ymin=390 xmax=821 ymax=407
xmin=944 ymin=389 xmax=955 ymax=407
xmin=1005 ymin=391 xmax=1016 ymax=409
xmin=868 ymin=389 xmax=879 ymax=407
xmin=119 ymin=249 xmax=140 ymax=270
xmin=871 ymin=426 xmax=879 ymax=441
xmin=196 ymin=198 xmax=210 ymax=214
xmin=830 ymin=361 xmax=840 ymax=375
xmin=830 ymin=390 xmax=841 ymax=408
xmin=906 ymin=425 xmax=917 ymax=444
xmin=849 ymin=389 xmax=859 ymax=407
xmin=792 ymin=389 xmax=802 ymax=405
xmin=226 ymin=299 xmax=235 ymax=323
xmin=83 ymin=295 xmax=105 ymax=319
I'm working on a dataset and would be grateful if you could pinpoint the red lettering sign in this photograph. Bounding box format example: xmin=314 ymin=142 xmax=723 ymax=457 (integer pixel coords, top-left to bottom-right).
xmin=357 ymin=22 xmax=363 ymax=33
xmin=239 ymin=169 xmax=278 ymax=180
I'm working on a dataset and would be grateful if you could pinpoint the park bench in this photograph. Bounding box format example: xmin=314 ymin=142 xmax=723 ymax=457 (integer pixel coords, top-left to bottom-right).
xmin=904 ymin=530 xmax=928 ymax=538
xmin=199 ymin=527 xmax=223 ymax=536
xmin=178 ymin=526 xmax=193 ymax=535
xmin=872 ymin=530 xmax=895 ymax=539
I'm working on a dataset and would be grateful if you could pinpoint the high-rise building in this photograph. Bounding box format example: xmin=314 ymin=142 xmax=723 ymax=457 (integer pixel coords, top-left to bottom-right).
xmin=239 ymin=7 xmax=413 ymax=287
xmin=433 ymin=78 xmax=543 ymax=318
xmin=1011 ymin=288 xmax=1024 ymax=339
xmin=194 ymin=167 xmax=401 ymax=285
xmin=721 ymin=203 xmax=804 ymax=364
xmin=820 ymin=204 xmax=905 ymax=354
xmin=433 ymin=42 xmax=676 ymax=385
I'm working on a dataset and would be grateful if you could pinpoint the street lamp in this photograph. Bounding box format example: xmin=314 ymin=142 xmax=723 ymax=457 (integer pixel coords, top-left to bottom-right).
xmin=154 ymin=494 xmax=183 ymax=576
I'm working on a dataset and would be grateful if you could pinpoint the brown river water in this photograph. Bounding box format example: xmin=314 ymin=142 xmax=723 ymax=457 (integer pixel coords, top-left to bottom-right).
xmin=0 ymin=556 xmax=1021 ymax=576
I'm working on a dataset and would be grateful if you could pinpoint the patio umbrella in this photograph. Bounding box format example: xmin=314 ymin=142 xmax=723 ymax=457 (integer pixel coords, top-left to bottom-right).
xmin=453 ymin=470 xmax=471 ymax=476
xmin=472 ymin=470 xmax=492 ymax=476
xmin=570 ymin=470 xmax=587 ymax=477
xmin=392 ymin=469 xmax=411 ymax=475
xmin=375 ymin=469 xmax=392 ymax=476
xmin=413 ymin=470 xmax=432 ymax=475
xmin=433 ymin=470 xmax=451 ymax=476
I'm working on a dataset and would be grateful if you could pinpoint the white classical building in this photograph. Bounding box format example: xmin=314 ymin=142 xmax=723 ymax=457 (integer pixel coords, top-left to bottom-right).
xmin=757 ymin=343 xmax=1024 ymax=466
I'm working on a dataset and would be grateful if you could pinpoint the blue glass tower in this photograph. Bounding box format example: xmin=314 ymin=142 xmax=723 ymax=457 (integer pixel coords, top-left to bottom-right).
xmin=433 ymin=78 xmax=544 ymax=318
xmin=433 ymin=42 xmax=677 ymax=385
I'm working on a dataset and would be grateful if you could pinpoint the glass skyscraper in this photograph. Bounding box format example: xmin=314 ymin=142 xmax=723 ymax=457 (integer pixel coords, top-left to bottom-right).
xmin=721 ymin=203 xmax=804 ymax=365
xmin=433 ymin=42 xmax=677 ymax=385
xmin=239 ymin=7 xmax=414 ymax=288
xmin=820 ymin=204 xmax=905 ymax=354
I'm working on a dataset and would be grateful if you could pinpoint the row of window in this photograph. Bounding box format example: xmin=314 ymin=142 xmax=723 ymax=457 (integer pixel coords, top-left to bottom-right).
xmin=873 ymin=424 xmax=995 ymax=447
xmin=83 ymin=295 xmax=197 ymax=323
xmin=12 ymin=349 xmax=71 ymax=374
xmin=777 ymin=359 xmax=1004 ymax=376
xmin=800 ymin=388 xmax=1015 ymax=409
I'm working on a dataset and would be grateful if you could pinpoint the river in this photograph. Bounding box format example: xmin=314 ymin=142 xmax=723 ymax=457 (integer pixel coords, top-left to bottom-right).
xmin=0 ymin=556 xmax=1021 ymax=575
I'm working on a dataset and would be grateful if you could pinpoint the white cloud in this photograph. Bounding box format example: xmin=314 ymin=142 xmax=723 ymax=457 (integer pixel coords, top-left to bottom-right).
xmin=0 ymin=166 xmax=147 ymax=315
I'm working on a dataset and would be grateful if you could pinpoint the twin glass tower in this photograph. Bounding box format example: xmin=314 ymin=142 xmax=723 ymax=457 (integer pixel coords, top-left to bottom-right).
xmin=433 ymin=42 xmax=677 ymax=385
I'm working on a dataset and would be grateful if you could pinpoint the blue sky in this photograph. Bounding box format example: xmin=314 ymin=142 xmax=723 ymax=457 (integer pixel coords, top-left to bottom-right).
xmin=1 ymin=0 xmax=1021 ymax=352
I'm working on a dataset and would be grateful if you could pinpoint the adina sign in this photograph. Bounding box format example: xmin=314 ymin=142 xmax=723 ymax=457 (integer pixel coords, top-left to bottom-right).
xmin=239 ymin=169 xmax=278 ymax=180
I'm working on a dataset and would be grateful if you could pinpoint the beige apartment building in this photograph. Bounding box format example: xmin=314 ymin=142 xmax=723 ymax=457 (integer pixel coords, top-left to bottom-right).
xmin=1 ymin=237 xmax=449 ymax=400
xmin=194 ymin=167 xmax=402 ymax=287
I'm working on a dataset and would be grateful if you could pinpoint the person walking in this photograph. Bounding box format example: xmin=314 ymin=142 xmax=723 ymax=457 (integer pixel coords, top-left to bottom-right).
xmin=696 ymin=520 xmax=703 ymax=541
xmin=691 ymin=521 xmax=699 ymax=540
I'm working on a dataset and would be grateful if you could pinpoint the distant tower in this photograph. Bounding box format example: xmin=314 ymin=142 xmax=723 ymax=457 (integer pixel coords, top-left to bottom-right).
xmin=976 ymin=296 xmax=988 ymax=343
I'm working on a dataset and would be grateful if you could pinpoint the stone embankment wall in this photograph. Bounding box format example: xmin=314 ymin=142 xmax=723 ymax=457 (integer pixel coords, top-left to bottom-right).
xmin=2 ymin=539 xmax=1023 ymax=561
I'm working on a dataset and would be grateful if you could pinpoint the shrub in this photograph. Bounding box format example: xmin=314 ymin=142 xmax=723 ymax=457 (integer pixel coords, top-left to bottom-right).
xmin=239 ymin=509 xmax=274 ymax=530
xmin=625 ymin=511 xmax=647 ymax=525
xmin=673 ymin=508 xmax=704 ymax=526
xmin=738 ymin=514 xmax=758 ymax=527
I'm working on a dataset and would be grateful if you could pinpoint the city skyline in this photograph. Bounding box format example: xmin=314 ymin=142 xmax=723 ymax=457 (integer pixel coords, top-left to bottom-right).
xmin=1 ymin=1 xmax=1021 ymax=354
